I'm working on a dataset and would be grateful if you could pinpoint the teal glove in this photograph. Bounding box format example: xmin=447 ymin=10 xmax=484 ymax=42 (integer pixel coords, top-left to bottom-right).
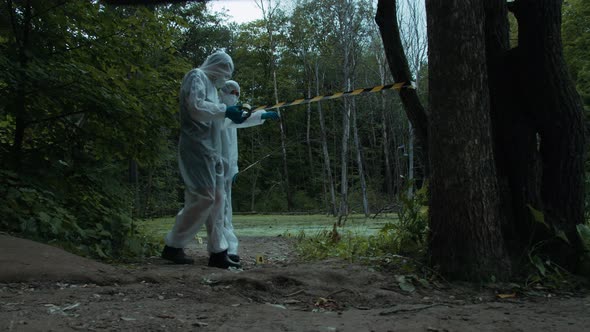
xmin=226 ymin=105 xmax=245 ymax=124
xmin=261 ymin=111 xmax=279 ymax=120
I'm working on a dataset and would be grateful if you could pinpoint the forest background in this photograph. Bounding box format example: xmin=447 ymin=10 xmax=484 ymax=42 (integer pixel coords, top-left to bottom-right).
xmin=0 ymin=0 xmax=588 ymax=263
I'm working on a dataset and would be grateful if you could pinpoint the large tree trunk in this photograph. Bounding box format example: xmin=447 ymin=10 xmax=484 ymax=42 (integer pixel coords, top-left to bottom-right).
xmin=426 ymin=0 xmax=511 ymax=280
xmin=511 ymin=0 xmax=586 ymax=268
xmin=483 ymin=0 xmax=543 ymax=263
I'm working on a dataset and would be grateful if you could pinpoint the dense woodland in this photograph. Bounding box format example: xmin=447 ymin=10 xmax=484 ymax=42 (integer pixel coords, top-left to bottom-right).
xmin=1 ymin=0 xmax=589 ymax=279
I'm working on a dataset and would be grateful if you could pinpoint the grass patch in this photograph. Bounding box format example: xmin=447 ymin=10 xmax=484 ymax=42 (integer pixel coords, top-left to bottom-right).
xmin=295 ymin=185 xmax=429 ymax=264
xmin=138 ymin=213 xmax=397 ymax=239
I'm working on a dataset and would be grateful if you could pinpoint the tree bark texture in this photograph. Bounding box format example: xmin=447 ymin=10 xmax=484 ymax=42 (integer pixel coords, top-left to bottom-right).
xmin=426 ymin=0 xmax=511 ymax=279
xmin=511 ymin=0 xmax=586 ymax=267
xmin=484 ymin=0 xmax=540 ymax=260
xmin=482 ymin=0 xmax=544 ymax=262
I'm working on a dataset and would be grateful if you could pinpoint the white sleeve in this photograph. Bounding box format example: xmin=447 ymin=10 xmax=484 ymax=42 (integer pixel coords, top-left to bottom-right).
xmin=223 ymin=110 xmax=266 ymax=129
xmin=185 ymin=72 xmax=226 ymax=122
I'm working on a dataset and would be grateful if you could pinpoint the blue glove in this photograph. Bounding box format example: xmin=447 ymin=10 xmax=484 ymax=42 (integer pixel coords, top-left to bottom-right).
xmin=261 ymin=111 xmax=279 ymax=120
xmin=226 ymin=105 xmax=245 ymax=124
xmin=232 ymin=173 xmax=238 ymax=184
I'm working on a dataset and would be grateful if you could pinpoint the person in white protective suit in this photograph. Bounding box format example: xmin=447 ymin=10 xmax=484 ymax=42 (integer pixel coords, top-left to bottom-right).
xmin=161 ymin=51 xmax=248 ymax=268
xmin=217 ymin=80 xmax=279 ymax=263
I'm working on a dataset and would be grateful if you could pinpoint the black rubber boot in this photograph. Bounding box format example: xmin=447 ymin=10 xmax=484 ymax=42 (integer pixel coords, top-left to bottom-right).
xmin=161 ymin=245 xmax=194 ymax=264
xmin=228 ymin=254 xmax=240 ymax=263
xmin=208 ymin=250 xmax=241 ymax=269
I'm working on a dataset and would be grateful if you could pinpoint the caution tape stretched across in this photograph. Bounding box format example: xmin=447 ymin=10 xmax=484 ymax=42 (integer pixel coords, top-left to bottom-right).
xmin=250 ymin=81 xmax=415 ymax=112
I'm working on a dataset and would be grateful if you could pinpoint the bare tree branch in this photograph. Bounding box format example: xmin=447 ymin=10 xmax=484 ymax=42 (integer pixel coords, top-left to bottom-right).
xmin=375 ymin=0 xmax=429 ymax=159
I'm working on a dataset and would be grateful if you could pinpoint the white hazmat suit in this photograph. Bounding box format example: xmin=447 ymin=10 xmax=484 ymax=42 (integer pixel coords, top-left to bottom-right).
xmin=216 ymin=81 xmax=267 ymax=260
xmin=163 ymin=51 xmax=241 ymax=268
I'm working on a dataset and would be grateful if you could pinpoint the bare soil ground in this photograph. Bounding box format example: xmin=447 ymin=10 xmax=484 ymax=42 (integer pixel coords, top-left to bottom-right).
xmin=1 ymin=234 xmax=589 ymax=332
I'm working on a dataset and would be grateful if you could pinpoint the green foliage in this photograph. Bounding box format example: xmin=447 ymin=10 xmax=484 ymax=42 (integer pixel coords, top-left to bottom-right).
xmin=385 ymin=182 xmax=429 ymax=253
xmin=0 ymin=1 xmax=192 ymax=259
xmin=525 ymin=240 xmax=576 ymax=289
xmin=0 ymin=0 xmax=425 ymax=261
xmin=577 ymin=223 xmax=590 ymax=252
xmin=563 ymin=0 xmax=590 ymax=112
xmin=524 ymin=205 xmax=590 ymax=285
xmin=294 ymin=226 xmax=382 ymax=262
xmin=577 ymin=223 xmax=590 ymax=277
xmin=0 ymin=169 xmax=160 ymax=260
xmin=295 ymin=183 xmax=429 ymax=263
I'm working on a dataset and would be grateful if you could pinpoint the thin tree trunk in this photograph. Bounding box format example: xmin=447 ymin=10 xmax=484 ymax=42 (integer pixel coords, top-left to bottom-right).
xmin=339 ymin=84 xmax=351 ymax=222
xmin=377 ymin=52 xmax=394 ymax=198
xmin=337 ymin=0 xmax=355 ymax=223
xmin=393 ymin=122 xmax=403 ymax=197
xmin=352 ymin=97 xmax=369 ymax=217
xmin=10 ymin=0 xmax=33 ymax=171
xmin=257 ymin=0 xmax=293 ymax=210
xmin=249 ymin=138 xmax=259 ymax=211
xmin=250 ymin=167 xmax=260 ymax=212
xmin=306 ymin=78 xmax=314 ymax=183
xmin=426 ymin=0 xmax=511 ymax=280
xmin=381 ymin=96 xmax=393 ymax=198
xmin=407 ymin=121 xmax=414 ymax=196
xmin=273 ymin=71 xmax=293 ymax=210
xmin=316 ymin=65 xmax=337 ymax=216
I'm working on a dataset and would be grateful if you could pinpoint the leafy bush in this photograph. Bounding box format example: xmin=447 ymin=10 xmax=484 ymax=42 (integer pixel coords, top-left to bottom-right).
xmin=0 ymin=169 xmax=160 ymax=261
xmin=525 ymin=204 xmax=590 ymax=285
xmin=380 ymin=182 xmax=429 ymax=254
xmin=294 ymin=183 xmax=430 ymax=263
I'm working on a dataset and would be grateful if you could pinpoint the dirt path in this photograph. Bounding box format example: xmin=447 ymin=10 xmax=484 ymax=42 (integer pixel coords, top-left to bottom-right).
xmin=1 ymin=234 xmax=588 ymax=331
